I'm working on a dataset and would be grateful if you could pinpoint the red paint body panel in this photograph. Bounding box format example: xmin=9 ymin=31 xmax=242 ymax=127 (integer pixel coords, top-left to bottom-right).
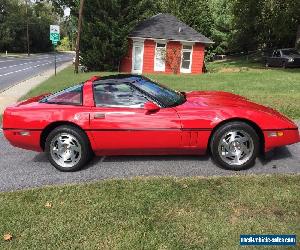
xmin=3 ymin=130 xmax=42 ymax=151
xmin=2 ymin=81 xmax=299 ymax=156
xmin=89 ymin=106 xmax=182 ymax=153
xmin=264 ymin=129 xmax=300 ymax=152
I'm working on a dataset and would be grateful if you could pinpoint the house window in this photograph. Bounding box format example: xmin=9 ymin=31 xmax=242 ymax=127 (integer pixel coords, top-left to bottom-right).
xmin=154 ymin=43 xmax=166 ymax=71
xmin=180 ymin=45 xmax=193 ymax=73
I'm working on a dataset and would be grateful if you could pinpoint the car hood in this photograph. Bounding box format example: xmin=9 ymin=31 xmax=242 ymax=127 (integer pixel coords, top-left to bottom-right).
xmin=184 ymin=91 xmax=255 ymax=108
xmin=286 ymin=54 xmax=300 ymax=59
xmin=182 ymin=91 xmax=293 ymax=121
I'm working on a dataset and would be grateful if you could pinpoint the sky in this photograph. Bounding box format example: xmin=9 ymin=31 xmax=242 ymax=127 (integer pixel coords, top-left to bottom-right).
xmin=30 ymin=0 xmax=71 ymax=17
xmin=64 ymin=7 xmax=71 ymax=17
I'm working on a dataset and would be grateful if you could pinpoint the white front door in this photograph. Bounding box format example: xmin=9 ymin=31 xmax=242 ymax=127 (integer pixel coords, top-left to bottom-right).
xmin=132 ymin=42 xmax=144 ymax=74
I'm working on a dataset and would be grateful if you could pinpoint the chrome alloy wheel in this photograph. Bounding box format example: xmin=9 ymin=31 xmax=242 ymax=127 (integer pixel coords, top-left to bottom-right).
xmin=218 ymin=130 xmax=254 ymax=166
xmin=50 ymin=133 xmax=82 ymax=168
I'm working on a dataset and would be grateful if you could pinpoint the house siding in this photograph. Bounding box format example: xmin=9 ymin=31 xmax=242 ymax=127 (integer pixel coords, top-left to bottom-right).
xmin=120 ymin=39 xmax=205 ymax=74
xmin=142 ymin=39 xmax=155 ymax=73
xmin=191 ymin=43 xmax=205 ymax=74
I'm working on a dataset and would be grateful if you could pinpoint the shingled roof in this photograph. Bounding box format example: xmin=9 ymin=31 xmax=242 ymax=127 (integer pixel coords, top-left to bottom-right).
xmin=129 ymin=13 xmax=213 ymax=44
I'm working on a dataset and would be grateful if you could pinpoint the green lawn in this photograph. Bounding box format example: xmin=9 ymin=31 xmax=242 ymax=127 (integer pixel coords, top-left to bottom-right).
xmin=1 ymin=175 xmax=299 ymax=249
xmin=22 ymin=60 xmax=300 ymax=119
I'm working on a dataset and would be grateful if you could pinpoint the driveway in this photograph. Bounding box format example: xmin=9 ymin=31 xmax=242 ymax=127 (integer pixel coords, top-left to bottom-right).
xmin=0 ymin=125 xmax=299 ymax=192
xmin=0 ymin=53 xmax=73 ymax=91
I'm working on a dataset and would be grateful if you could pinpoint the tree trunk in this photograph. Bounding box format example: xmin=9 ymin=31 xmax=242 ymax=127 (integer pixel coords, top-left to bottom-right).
xmin=75 ymin=0 xmax=85 ymax=74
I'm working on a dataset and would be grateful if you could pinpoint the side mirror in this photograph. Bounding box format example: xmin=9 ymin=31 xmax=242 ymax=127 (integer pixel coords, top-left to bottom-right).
xmin=144 ymin=101 xmax=160 ymax=113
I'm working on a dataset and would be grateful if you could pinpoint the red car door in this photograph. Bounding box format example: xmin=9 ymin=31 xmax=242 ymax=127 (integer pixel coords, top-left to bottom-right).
xmin=89 ymin=81 xmax=182 ymax=154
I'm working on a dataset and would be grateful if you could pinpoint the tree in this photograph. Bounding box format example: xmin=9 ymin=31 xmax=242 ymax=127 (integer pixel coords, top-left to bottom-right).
xmin=163 ymin=48 xmax=181 ymax=74
xmin=79 ymin=0 xmax=157 ymax=71
xmin=209 ymin=0 xmax=234 ymax=55
xmin=230 ymin=0 xmax=300 ymax=53
xmin=0 ymin=0 xmax=58 ymax=53
xmin=157 ymin=0 xmax=213 ymax=38
xmin=258 ymin=0 xmax=300 ymax=50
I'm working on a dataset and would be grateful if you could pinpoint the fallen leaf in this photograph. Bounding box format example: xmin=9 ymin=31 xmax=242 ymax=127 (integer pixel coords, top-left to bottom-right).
xmin=183 ymin=184 xmax=188 ymax=188
xmin=3 ymin=233 xmax=13 ymax=241
xmin=45 ymin=202 xmax=52 ymax=208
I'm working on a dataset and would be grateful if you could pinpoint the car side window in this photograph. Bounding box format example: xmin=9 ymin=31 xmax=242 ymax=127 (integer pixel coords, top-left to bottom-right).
xmin=273 ymin=51 xmax=280 ymax=57
xmin=40 ymin=84 xmax=83 ymax=105
xmin=93 ymin=82 xmax=148 ymax=108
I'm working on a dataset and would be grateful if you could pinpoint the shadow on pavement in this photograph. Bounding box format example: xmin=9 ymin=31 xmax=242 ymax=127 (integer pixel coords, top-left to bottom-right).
xmin=31 ymin=146 xmax=294 ymax=171
xmin=259 ymin=146 xmax=292 ymax=165
xmin=32 ymin=153 xmax=48 ymax=163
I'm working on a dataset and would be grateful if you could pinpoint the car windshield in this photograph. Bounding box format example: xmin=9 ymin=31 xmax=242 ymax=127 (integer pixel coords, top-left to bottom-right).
xmin=281 ymin=49 xmax=300 ymax=55
xmin=131 ymin=76 xmax=186 ymax=107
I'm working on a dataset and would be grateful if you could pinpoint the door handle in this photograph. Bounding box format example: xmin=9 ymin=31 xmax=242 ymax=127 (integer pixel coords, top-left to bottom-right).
xmin=94 ymin=113 xmax=105 ymax=119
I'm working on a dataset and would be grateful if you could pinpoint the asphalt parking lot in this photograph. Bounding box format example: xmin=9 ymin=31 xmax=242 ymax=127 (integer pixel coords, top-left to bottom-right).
xmin=0 ymin=127 xmax=299 ymax=192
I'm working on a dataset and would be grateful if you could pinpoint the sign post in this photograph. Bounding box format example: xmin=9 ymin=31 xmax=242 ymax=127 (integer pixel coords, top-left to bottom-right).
xmin=50 ymin=25 xmax=60 ymax=76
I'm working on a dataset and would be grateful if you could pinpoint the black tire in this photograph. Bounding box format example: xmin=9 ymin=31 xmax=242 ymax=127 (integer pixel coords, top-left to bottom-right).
xmin=210 ymin=122 xmax=259 ymax=170
xmin=282 ymin=62 xmax=287 ymax=68
xmin=45 ymin=125 xmax=93 ymax=172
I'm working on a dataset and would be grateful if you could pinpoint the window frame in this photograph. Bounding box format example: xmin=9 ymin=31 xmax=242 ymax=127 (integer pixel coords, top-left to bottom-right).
xmin=154 ymin=41 xmax=167 ymax=72
xmin=130 ymin=76 xmax=186 ymax=108
xmin=92 ymin=80 xmax=153 ymax=108
xmin=39 ymin=84 xmax=84 ymax=106
xmin=180 ymin=43 xmax=193 ymax=73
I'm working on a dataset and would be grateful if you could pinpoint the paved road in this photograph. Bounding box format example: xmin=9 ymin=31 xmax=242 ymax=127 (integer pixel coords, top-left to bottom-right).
xmin=0 ymin=53 xmax=73 ymax=91
xmin=0 ymin=127 xmax=299 ymax=192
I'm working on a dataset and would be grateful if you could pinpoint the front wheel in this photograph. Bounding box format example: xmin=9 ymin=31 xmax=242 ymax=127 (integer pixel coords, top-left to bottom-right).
xmin=210 ymin=122 xmax=259 ymax=170
xmin=45 ymin=125 xmax=92 ymax=172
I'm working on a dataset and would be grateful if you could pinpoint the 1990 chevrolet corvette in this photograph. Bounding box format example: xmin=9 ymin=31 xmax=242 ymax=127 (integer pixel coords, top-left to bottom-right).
xmin=2 ymin=75 xmax=300 ymax=171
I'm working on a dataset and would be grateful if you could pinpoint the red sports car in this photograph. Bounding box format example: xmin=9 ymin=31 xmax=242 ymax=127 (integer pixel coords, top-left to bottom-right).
xmin=2 ymin=75 xmax=299 ymax=171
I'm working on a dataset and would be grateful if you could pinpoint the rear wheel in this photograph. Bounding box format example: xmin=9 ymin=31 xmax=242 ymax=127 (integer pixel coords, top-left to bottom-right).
xmin=210 ymin=122 xmax=259 ymax=170
xmin=282 ymin=62 xmax=287 ymax=68
xmin=45 ymin=125 xmax=92 ymax=172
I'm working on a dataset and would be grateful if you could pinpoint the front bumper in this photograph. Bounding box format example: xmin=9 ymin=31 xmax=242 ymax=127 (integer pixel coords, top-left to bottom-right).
xmin=264 ymin=128 xmax=300 ymax=152
xmin=286 ymin=61 xmax=300 ymax=68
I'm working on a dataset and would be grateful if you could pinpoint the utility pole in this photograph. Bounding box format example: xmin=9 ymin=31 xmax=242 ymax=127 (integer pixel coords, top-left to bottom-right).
xmin=25 ymin=0 xmax=30 ymax=56
xmin=75 ymin=0 xmax=85 ymax=74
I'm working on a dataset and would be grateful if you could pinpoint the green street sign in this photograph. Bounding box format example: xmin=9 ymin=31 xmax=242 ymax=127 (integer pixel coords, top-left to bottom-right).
xmin=52 ymin=40 xmax=58 ymax=45
xmin=50 ymin=25 xmax=60 ymax=42
xmin=50 ymin=33 xmax=60 ymax=41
